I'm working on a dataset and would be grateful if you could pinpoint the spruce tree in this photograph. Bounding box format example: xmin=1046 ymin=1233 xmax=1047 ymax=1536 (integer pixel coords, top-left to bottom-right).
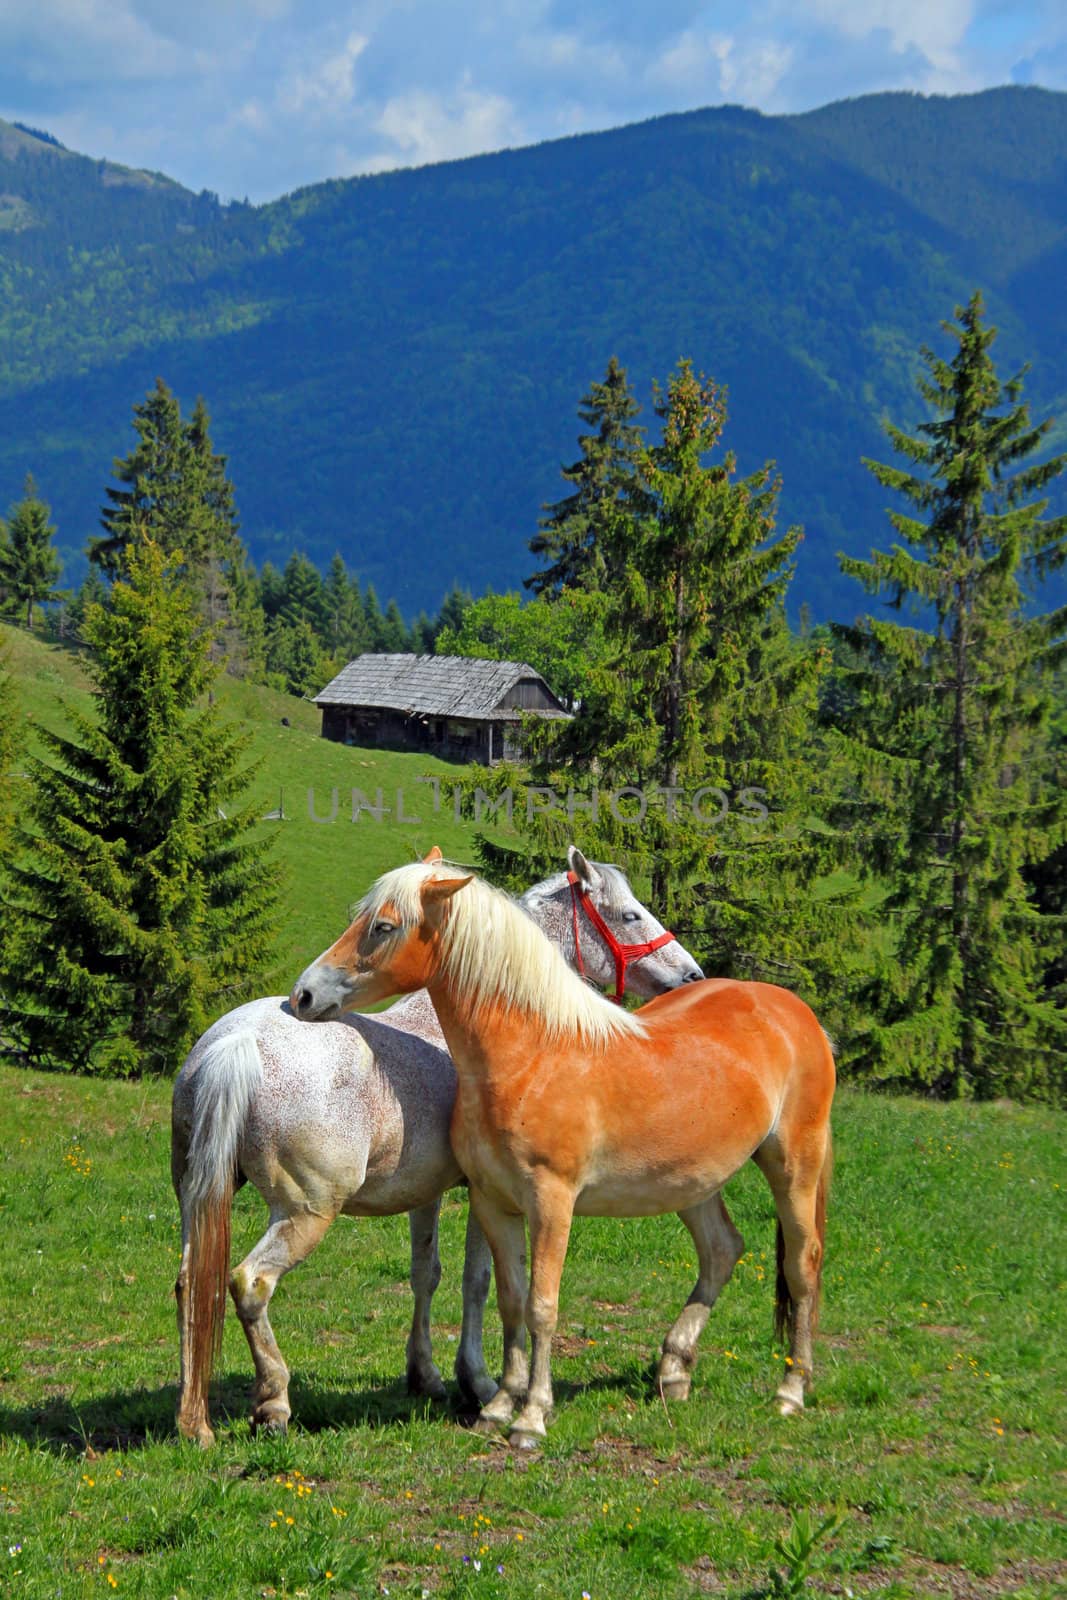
xmin=382 ymin=598 xmax=410 ymax=653
xmin=280 ymin=552 xmax=328 ymax=633
xmin=833 ymin=293 xmax=1067 ymax=1099
xmin=93 ymin=383 xmax=261 ymax=674
xmin=0 ymin=635 xmax=17 ymax=861
xmin=363 ymin=584 xmax=387 ymax=650
xmin=93 ymin=379 xmax=205 ymax=575
xmin=1 ymin=538 xmax=279 ymax=1075
xmin=185 ymin=395 xmax=262 ymax=670
xmin=526 ymin=356 xmax=646 ymax=596
xmin=484 ymin=361 xmax=839 ymax=996
xmin=265 ymin=616 xmax=329 ymax=698
xmin=259 ymin=561 xmax=286 ymax=623
xmin=435 ymin=584 xmax=473 ymax=640
xmin=0 ymin=477 xmax=63 ymax=627
xmin=323 ymin=554 xmax=367 ymax=659
xmin=410 ymin=611 xmax=435 ymax=654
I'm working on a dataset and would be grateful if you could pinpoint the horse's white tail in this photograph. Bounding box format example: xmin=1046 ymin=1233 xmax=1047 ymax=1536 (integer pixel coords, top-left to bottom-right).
xmin=177 ymin=1029 xmax=263 ymax=1443
xmin=184 ymin=1030 xmax=263 ymax=1209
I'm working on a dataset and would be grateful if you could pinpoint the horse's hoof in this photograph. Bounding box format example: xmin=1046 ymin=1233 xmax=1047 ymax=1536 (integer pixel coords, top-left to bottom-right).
xmin=251 ymin=1409 xmax=290 ymax=1436
xmin=178 ymin=1420 xmax=215 ymax=1449
xmin=509 ymin=1428 xmax=544 ymax=1452
xmin=458 ymin=1374 xmax=500 ymax=1410
xmin=472 ymin=1413 xmax=504 ymax=1437
xmin=658 ymin=1375 xmax=691 ymax=1402
xmin=776 ymin=1395 xmax=803 ymax=1418
xmin=408 ymin=1369 xmax=448 ymax=1403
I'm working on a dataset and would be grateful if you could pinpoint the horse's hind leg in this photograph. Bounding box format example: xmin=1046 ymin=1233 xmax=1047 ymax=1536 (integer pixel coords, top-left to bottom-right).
xmin=455 ymin=1207 xmax=497 ymax=1409
xmin=230 ymin=1208 xmax=335 ymax=1434
xmin=658 ymin=1193 xmax=744 ymax=1401
xmin=754 ymin=1130 xmax=831 ymax=1416
xmin=406 ymin=1202 xmax=447 ymax=1400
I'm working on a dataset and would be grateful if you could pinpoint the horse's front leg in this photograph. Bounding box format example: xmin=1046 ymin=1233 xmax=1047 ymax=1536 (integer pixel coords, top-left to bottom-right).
xmin=509 ymin=1178 xmax=575 ymax=1450
xmin=455 ymin=1206 xmax=497 ymax=1408
xmin=406 ymin=1201 xmax=447 ymax=1400
xmin=468 ymin=1188 xmax=528 ymax=1434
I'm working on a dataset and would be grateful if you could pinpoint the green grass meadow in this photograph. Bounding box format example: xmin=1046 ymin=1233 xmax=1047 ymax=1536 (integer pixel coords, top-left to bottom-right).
xmin=2 ymin=625 xmax=1066 ymax=1597
xmin=1 ymin=1074 xmax=1064 ymax=1599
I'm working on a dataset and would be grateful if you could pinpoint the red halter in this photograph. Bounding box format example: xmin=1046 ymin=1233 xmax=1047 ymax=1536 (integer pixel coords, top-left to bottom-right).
xmin=567 ymin=870 xmax=677 ymax=1004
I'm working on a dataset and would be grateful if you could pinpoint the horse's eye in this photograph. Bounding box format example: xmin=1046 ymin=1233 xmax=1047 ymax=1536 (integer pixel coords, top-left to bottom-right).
xmin=372 ymin=919 xmax=397 ymax=936
xmin=621 ymin=910 xmax=641 ymax=924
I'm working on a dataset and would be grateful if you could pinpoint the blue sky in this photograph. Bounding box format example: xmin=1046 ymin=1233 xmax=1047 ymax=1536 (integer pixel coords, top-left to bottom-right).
xmin=0 ymin=1 xmax=1064 ymax=201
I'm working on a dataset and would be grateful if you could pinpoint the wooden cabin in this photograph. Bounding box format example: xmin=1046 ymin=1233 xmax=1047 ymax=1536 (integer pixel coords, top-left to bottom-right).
xmin=315 ymin=653 xmax=570 ymax=762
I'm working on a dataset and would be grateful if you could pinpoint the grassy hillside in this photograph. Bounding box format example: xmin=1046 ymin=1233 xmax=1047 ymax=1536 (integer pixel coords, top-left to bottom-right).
xmin=1 ymin=622 xmax=494 ymax=984
xmin=1 ymin=1067 xmax=1063 ymax=1596
xmin=0 ymin=90 xmax=1064 ymax=617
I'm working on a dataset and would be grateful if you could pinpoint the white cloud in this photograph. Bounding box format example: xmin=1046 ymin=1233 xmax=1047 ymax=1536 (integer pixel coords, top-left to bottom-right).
xmin=649 ymin=28 xmax=793 ymax=105
xmin=277 ymin=30 xmax=368 ymax=116
xmin=370 ymin=80 xmax=520 ymax=168
xmin=805 ymin=0 xmax=975 ymax=71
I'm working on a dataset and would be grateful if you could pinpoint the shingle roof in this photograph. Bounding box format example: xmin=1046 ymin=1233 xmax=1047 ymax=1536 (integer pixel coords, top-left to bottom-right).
xmin=314 ymin=654 xmax=569 ymax=720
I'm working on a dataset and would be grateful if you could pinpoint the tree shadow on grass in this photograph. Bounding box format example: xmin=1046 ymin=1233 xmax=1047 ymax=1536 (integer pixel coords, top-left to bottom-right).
xmin=0 ymin=1362 xmax=644 ymax=1453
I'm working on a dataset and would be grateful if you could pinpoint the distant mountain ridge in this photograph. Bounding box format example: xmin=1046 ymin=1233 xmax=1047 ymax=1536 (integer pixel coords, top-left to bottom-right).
xmin=0 ymin=87 xmax=1064 ymax=617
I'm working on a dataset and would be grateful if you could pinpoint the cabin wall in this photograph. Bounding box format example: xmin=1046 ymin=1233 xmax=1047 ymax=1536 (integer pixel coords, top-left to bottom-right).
xmin=320 ymin=705 xmax=498 ymax=763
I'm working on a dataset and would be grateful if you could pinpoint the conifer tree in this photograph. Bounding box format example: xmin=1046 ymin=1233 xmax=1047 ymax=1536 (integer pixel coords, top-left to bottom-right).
xmin=0 ymin=477 xmax=63 ymax=627
xmin=185 ymin=395 xmax=262 ymax=669
xmin=382 ymin=598 xmax=410 ymax=653
xmin=363 ymin=584 xmax=386 ymax=650
xmin=411 ymin=611 xmax=435 ymax=654
xmin=323 ymin=554 xmax=367 ymax=659
xmin=0 ymin=636 xmax=17 ymax=859
xmin=526 ymin=356 xmax=646 ymax=596
xmin=435 ymin=584 xmax=473 ymax=640
xmin=280 ymin=552 xmax=328 ymax=633
xmin=265 ymin=616 xmax=329 ymax=697
xmin=1 ymin=538 xmax=278 ymax=1075
xmin=833 ymin=293 xmax=1067 ymax=1099
xmin=259 ymin=561 xmax=286 ymax=623
xmin=93 ymin=383 xmax=261 ymax=673
xmin=484 ymin=360 xmax=839 ymax=995
xmin=186 ymin=396 xmax=239 ymax=549
xmin=93 ymin=379 xmax=205 ymax=575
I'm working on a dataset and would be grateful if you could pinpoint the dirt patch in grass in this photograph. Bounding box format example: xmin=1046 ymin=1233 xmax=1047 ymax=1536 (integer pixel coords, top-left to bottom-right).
xmin=835 ymin=1557 xmax=1067 ymax=1598
xmin=551 ymin=1334 xmax=597 ymax=1357
xmin=682 ymin=1553 xmax=729 ymax=1593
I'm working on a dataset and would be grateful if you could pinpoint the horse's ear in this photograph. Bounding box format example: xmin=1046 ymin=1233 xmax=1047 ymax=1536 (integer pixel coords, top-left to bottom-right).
xmin=422 ymin=845 xmax=443 ymax=864
xmin=422 ymin=874 xmax=473 ymax=904
xmin=567 ymin=844 xmax=602 ymax=890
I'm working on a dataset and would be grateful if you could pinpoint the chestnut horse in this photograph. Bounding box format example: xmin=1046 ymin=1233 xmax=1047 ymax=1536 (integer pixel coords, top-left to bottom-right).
xmin=172 ymin=847 xmax=702 ymax=1445
xmin=291 ymin=859 xmax=835 ymax=1449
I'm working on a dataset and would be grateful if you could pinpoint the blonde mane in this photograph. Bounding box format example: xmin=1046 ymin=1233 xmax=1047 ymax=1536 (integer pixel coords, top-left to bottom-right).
xmin=359 ymin=862 xmax=646 ymax=1047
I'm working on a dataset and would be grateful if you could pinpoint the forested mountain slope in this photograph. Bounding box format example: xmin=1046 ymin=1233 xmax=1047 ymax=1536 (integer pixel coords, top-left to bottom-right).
xmin=0 ymin=88 xmax=1064 ymax=616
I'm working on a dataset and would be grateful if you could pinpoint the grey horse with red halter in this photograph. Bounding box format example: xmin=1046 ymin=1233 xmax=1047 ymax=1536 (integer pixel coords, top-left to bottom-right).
xmin=568 ymin=869 xmax=682 ymax=1001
